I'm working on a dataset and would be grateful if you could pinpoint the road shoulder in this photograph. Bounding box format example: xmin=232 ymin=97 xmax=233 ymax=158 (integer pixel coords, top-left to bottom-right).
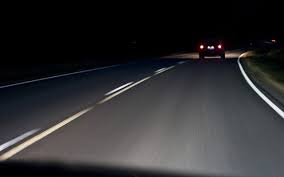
xmin=240 ymin=51 xmax=284 ymax=110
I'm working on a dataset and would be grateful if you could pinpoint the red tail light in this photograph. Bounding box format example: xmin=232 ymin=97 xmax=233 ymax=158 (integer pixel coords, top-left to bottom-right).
xmin=218 ymin=44 xmax=222 ymax=49
xmin=200 ymin=45 xmax=204 ymax=49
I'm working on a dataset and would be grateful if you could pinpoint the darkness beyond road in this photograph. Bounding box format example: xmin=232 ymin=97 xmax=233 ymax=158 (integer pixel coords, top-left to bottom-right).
xmin=2 ymin=1 xmax=283 ymax=63
xmin=0 ymin=52 xmax=284 ymax=177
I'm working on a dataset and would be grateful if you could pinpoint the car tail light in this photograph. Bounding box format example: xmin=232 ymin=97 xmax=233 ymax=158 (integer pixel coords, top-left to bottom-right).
xmin=200 ymin=45 xmax=204 ymax=49
xmin=218 ymin=44 xmax=222 ymax=49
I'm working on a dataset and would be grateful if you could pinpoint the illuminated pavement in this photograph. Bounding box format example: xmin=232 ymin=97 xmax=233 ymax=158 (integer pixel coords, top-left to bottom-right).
xmin=0 ymin=52 xmax=284 ymax=177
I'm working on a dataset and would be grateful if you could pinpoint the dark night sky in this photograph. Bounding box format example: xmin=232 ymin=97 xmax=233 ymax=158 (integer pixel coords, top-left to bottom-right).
xmin=2 ymin=1 xmax=283 ymax=61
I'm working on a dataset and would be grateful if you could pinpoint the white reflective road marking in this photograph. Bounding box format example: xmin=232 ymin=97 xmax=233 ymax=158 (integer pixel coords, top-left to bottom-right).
xmin=98 ymin=77 xmax=151 ymax=104
xmin=238 ymin=53 xmax=284 ymax=119
xmin=0 ymin=107 xmax=93 ymax=161
xmin=177 ymin=61 xmax=187 ymax=64
xmin=105 ymin=82 xmax=133 ymax=96
xmin=166 ymin=65 xmax=176 ymax=70
xmin=155 ymin=68 xmax=167 ymax=73
xmin=154 ymin=65 xmax=175 ymax=75
xmin=0 ymin=64 xmax=120 ymax=89
xmin=0 ymin=63 xmax=178 ymax=160
xmin=0 ymin=129 xmax=39 ymax=152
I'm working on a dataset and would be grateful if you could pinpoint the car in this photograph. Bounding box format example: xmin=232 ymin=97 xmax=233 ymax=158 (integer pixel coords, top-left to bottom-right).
xmin=198 ymin=39 xmax=225 ymax=59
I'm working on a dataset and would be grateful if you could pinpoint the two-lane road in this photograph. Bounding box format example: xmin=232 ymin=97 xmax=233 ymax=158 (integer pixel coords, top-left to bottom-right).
xmin=0 ymin=53 xmax=284 ymax=177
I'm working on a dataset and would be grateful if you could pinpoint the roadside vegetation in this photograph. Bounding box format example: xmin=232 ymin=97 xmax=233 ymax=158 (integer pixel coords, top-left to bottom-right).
xmin=243 ymin=48 xmax=284 ymax=96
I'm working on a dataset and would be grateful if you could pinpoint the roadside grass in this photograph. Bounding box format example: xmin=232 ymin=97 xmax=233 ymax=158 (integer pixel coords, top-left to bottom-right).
xmin=243 ymin=49 xmax=284 ymax=95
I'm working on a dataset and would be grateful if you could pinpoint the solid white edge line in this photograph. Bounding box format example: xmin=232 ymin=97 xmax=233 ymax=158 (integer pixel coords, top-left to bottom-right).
xmin=0 ymin=129 xmax=40 ymax=152
xmin=98 ymin=77 xmax=151 ymax=104
xmin=0 ymin=64 xmax=121 ymax=89
xmin=105 ymin=82 xmax=134 ymax=96
xmin=238 ymin=53 xmax=284 ymax=119
xmin=0 ymin=107 xmax=93 ymax=161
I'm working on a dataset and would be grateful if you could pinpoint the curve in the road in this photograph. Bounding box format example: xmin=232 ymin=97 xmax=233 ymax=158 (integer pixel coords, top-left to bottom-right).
xmin=238 ymin=53 xmax=284 ymax=119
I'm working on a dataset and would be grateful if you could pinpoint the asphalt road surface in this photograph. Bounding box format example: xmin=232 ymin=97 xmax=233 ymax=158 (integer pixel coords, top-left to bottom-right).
xmin=0 ymin=52 xmax=284 ymax=177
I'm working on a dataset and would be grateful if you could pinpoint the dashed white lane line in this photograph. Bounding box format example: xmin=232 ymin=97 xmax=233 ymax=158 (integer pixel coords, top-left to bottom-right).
xmin=0 ymin=107 xmax=93 ymax=161
xmin=177 ymin=61 xmax=187 ymax=64
xmin=155 ymin=68 xmax=167 ymax=73
xmin=166 ymin=65 xmax=176 ymax=70
xmin=154 ymin=70 xmax=166 ymax=75
xmin=101 ymin=65 xmax=177 ymax=103
xmin=154 ymin=65 xmax=176 ymax=75
xmin=105 ymin=82 xmax=134 ymax=96
xmin=0 ymin=129 xmax=40 ymax=152
xmin=0 ymin=64 xmax=121 ymax=89
xmin=238 ymin=53 xmax=284 ymax=119
xmin=0 ymin=64 xmax=178 ymax=160
xmin=98 ymin=76 xmax=151 ymax=104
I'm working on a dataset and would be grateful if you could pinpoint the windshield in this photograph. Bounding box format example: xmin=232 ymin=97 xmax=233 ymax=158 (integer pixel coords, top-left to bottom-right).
xmin=1 ymin=2 xmax=283 ymax=177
